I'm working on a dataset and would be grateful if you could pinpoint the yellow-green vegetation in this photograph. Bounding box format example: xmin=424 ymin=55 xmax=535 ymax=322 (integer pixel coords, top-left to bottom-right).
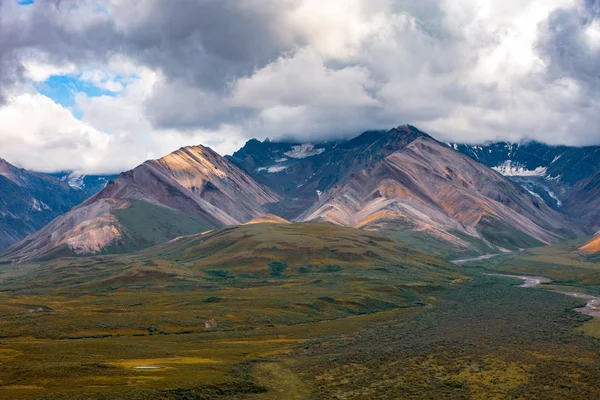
xmin=1 ymin=225 xmax=600 ymax=399
xmin=292 ymin=275 xmax=600 ymax=399
xmin=0 ymin=223 xmax=463 ymax=399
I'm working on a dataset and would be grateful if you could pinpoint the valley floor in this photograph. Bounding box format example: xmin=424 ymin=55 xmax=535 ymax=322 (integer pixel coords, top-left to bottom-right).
xmin=0 ymin=273 xmax=599 ymax=399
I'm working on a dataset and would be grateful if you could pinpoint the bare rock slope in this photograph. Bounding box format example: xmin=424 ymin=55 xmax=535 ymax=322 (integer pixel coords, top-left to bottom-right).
xmin=1 ymin=145 xmax=279 ymax=262
xmin=299 ymin=136 xmax=584 ymax=251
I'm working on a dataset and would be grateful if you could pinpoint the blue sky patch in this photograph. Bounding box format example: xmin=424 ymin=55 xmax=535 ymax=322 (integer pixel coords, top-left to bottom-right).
xmin=35 ymin=74 xmax=126 ymax=118
xmin=18 ymin=0 xmax=35 ymax=5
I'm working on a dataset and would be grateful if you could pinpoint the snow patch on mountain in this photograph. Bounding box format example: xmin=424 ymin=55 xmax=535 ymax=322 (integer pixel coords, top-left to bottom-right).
xmin=66 ymin=172 xmax=85 ymax=190
xmin=525 ymin=189 xmax=544 ymax=202
xmin=492 ymin=161 xmax=547 ymax=177
xmin=284 ymin=144 xmax=325 ymax=159
xmin=545 ymin=188 xmax=562 ymax=207
xmin=31 ymin=199 xmax=50 ymax=212
xmin=256 ymin=165 xmax=288 ymax=173
xmin=60 ymin=173 xmax=111 ymax=192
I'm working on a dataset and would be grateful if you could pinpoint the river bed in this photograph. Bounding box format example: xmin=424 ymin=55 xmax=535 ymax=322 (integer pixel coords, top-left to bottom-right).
xmin=452 ymin=253 xmax=508 ymax=265
xmin=487 ymin=273 xmax=600 ymax=319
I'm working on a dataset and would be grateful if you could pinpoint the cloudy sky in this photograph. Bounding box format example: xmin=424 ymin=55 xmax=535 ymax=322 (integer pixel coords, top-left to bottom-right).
xmin=0 ymin=0 xmax=599 ymax=174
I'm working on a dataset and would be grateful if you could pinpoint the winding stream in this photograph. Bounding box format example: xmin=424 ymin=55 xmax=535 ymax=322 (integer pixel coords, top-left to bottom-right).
xmin=487 ymin=274 xmax=552 ymax=288
xmin=487 ymin=273 xmax=600 ymax=319
xmin=450 ymin=254 xmax=600 ymax=318
xmin=452 ymin=253 xmax=508 ymax=265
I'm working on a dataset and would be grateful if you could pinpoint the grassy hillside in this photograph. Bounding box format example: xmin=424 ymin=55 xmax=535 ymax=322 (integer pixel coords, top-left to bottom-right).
xmin=111 ymin=200 xmax=215 ymax=252
xmin=478 ymin=215 xmax=545 ymax=250
xmin=384 ymin=229 xmax=497 ymax=259
xmin=3 ymin=223 xmax=463 ymax=293
xmin=28 ymin=200 xmax=215 ymax=261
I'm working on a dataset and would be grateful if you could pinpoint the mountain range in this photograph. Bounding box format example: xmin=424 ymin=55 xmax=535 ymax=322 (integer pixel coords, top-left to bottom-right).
xmin=0 ymin=146 xmax=279 ymax=262
xmin=451 ymin=142 xmax=600 ymax=232
xmin=0 ymin=125 xmax=596 ymax=262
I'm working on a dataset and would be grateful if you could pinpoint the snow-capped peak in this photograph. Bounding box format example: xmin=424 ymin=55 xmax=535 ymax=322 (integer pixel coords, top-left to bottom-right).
xmin=284 ymin=144 xmax=325 ymax=159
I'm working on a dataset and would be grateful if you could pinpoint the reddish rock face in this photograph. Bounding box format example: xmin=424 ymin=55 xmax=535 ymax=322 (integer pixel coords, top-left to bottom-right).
xmin=299 ymin=136 xmax=584 ymax=251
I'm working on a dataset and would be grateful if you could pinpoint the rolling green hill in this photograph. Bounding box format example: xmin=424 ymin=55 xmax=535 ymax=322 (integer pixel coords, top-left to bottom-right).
xmin=4 ymin=222 xmax=464 ymax=294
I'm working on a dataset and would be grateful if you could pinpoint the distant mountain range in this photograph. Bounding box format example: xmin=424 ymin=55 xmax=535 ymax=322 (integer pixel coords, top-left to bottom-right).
xmin=0 ymin=159 xmax=115 ymax=250
xmin=450 ymin=142 xmax=600 ymax=231
xmin=47 ymin=172 xmax=119 ymax=197
xmin=0 ymin=126 xmax=597 ymax=262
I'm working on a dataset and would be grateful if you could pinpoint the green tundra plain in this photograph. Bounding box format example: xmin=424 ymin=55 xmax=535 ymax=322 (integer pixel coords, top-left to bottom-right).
xmin=0 ymin=224 xmax=599 ymax=399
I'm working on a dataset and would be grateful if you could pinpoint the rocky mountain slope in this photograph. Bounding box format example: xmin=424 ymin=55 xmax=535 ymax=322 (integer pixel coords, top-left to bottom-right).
xmin=228 ymin=126 xmax=428 ymax=219
xmin=451 ymin=142 xmax=600 ymax=230
xmin=566 ymin=171 xmax=600 ymax=232
xmin=1 ymin=145 xmax=279 ymax=262
xmin=0 ymin=159 xmax=91 ymax=250
xmin=299 ymin=136 xmax=584 ymax=251
xmin=3 ymin=125 xmax=592 ymax=262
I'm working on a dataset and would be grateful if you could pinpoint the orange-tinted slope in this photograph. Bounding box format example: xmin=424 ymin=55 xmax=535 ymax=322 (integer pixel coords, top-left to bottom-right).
xmin=580 ymin=234 xmax=600 ymax=254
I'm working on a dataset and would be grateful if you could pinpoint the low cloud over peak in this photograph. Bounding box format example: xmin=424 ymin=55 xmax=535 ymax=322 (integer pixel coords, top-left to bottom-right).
xmin=0 ymin=0 xmax=599 ymax=174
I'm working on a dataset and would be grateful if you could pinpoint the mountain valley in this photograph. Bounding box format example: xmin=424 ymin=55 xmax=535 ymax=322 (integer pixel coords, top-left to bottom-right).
xmin=0 ymin=125 xmax=599 ymax=399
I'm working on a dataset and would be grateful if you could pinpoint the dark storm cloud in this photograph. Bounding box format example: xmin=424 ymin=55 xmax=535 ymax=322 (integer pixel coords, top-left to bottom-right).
xmin=0 ymin=0 xmax=289 ymax=100
xmin=0 ymin=0 xmax=304 ymax=130
xmin=537 ymin=0 xmax=600 ymax=94
xmin=1 ymin=0 xmax=600 ymax=176
xmin=113 ymin=0 xmax=288 ymax=89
